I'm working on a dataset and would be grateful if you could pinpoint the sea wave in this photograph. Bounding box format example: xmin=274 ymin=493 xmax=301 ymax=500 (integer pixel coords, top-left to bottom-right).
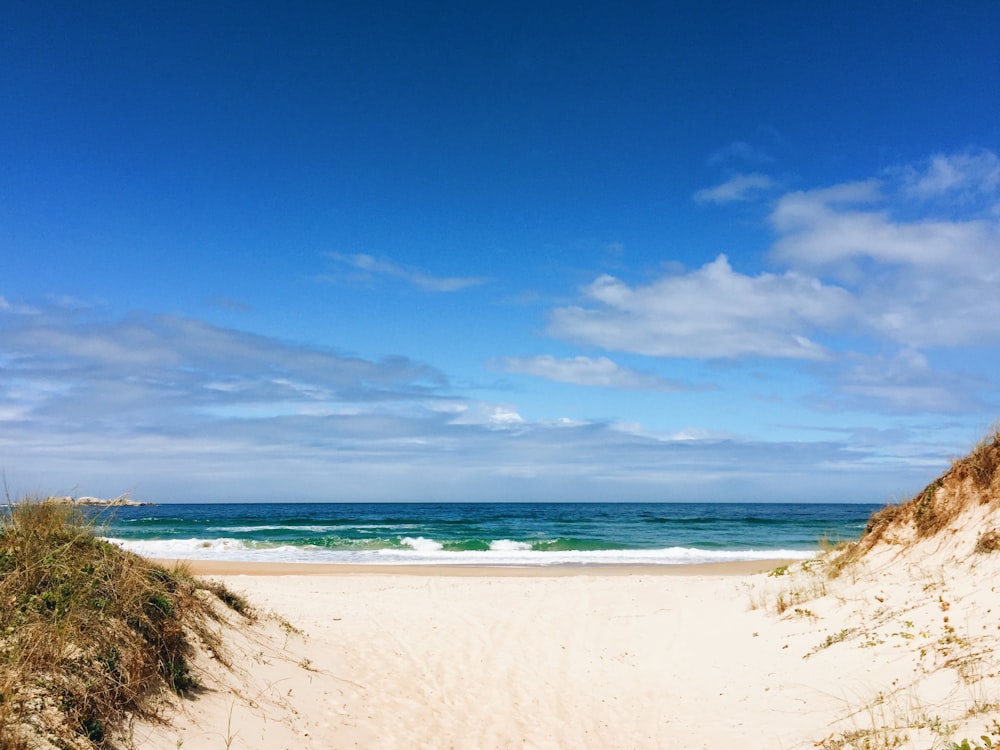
xmin=105 ymin=536 xmax=816 ymax=566
xmin=489 ymin=539 xmax=533 ymax=551
xmin=400 ymin=536 xmax=445 ymax=552
xmin=207 ymin=524 xmax=419 ymax=533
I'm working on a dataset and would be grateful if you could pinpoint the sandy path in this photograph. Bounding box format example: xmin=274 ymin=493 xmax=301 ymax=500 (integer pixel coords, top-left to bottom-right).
xmin=139 ymin=551 xmax=1000 ymax=749
xmin=161 ymin=571 xmax=833 ymax=749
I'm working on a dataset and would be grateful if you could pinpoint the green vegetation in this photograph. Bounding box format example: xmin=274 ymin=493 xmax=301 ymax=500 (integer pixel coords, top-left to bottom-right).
xmin=0 ymin=500 xmax=254 ymax=748
xmin=947 ymin=732 xmax=998 ymax=750
xmin=947 ymin=721 xmax=1000 ymax=750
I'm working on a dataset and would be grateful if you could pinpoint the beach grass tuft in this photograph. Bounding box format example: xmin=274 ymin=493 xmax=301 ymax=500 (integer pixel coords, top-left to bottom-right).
xmin=0 ymin=498 xmax=253 ymax=748
xmin=974 ymin=529 xmax=1000 ymax=554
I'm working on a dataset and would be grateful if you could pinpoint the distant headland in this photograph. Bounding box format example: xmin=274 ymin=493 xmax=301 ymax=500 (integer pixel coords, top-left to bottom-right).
xmin=45 ymin=495 xmax=154 ymax=507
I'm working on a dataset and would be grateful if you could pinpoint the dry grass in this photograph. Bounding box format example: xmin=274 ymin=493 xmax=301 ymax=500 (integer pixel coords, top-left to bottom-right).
xmin=0 ymin=499 xmax=254 ymax=749
xmin=952 ymin=429 xmax=1000 ymax=493
xmin=823 ymin=540 xmax=866 ymax=580
xmin=974 ymin=529 xmax=1000 ymax=554
xmin=856 ymin=430 xmax=1000 ymax=549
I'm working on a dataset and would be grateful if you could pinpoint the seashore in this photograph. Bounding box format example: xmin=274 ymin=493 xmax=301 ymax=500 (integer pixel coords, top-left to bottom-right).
xmin=135 ymin=562 xmax=824 ymax=749
xmin=134 ymin=434 xmax=1000 ymax=750
xmin=7 ymin=434 xmax=1000 ymax=748
xmin=136 ymin=539 xmax=1000 ymax=750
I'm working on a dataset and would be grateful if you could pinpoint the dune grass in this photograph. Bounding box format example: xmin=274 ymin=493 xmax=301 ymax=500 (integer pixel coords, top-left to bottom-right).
xmin=863 ymin=430 xmax=1000 ymax=548
xmin=0 ymin=499 xmax=253 ymax=749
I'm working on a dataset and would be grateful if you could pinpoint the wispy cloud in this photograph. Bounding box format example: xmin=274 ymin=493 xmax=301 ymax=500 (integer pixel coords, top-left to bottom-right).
xmin=899 ymin=149 xmax=1000 ymax=201
xmin=499 ymin=355 xmax=705 ymax=392
xmin=0 ymin=309 xmax=451 ymax=430
xmin=769 ymin=179 xmax=989 ymax=270
xmin=0 ymin=296 xmax=38 ymax=315
xmin=4 ymin=152 xmax=995 ymax=500
xmin=694 ymin=173 xmax=776 ymax=204
xmin=825 ymin=350 xmax=989 ymax=415
xmin=324 ymin=252 xmax=488 ymax=292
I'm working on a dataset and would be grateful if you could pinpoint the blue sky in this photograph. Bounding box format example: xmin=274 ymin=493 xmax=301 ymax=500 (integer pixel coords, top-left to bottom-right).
xmin=2 ymin=1 xmax=999 ymax=502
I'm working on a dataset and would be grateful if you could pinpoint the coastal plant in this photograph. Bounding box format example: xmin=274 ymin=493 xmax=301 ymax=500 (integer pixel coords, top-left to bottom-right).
xmin=947 ymin=737 xmax=996 ymax=750
xmin=748 ymin=558 xmax=831 ymax=615
xmin=974 ymin=529 xmax=1000 ymax=554
xmin=816 ymin=708 xmax=909 ymax=750
xmin=0 ymin=498 xmax=254 ymax=748
xmin=952 ymin=428 xmax=1000 ymax=492
xmin=201 ymin=578 xmax=255 ymax=619
xmin=862 ymin=502 xmax=910 ymax=546
xmin=823 ymin=540 xmax=866 ymax=581
xmin=807 ymin=627 xmax=857 ymax=657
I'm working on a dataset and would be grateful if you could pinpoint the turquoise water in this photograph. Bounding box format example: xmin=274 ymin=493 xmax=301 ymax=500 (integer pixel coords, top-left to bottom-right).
xmin=97 ymin=502 xmax=878 ymax=566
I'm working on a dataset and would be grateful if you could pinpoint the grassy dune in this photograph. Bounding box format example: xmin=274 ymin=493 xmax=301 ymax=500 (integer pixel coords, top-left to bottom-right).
xmin=0 ymin=501 xmax=252 ymax=749
xmin=748 ymin=430 xmax=1000 ymax=749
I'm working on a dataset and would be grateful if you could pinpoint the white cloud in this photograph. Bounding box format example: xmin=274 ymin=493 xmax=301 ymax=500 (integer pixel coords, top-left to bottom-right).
xmin=548 ymin=254 xmax=851 ymax=359
xmin=694 ymin=173 xmax=775 ymax=204
xmin=900 ymin=149 xmax=1000 ymax=200
xmin=771 ymin=180 xmax=997 ymax=271
xmin=488 ymin=406 xmax=524 ymax=428
xmin=768 ymin=170 xmax=1000 ymax=348
xmin=500 ymin=355 xmax=699 ymax=392
xmin=610 ymin=421 xmax=735 ymax=441
xmin=820 ymin=350 xmax=988 ymax=415
xmin=324 ymin=252 xmax=487 ymax=292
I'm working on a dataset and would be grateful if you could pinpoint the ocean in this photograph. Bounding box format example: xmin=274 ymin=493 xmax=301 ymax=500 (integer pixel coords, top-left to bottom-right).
xmin=96 ymin=501 xmax=880 ymax=566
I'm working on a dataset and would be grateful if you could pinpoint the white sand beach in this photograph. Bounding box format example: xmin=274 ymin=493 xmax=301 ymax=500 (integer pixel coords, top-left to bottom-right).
xmin=133 ymin=537 xmax=1000 ymax=749
xmin=135 ymin=564 xmax=805 ymax=749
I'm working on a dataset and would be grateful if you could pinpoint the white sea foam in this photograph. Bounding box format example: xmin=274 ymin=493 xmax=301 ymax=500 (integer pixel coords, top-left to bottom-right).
xmin=209 ymin=523 xmax=421 ymax=533
xmin=106 ymin=536 xmax=816 ymax=566
xmin=399 ymin=536 xmax=445 ymax=552
xmin=211 ymin=524 xmax=349 ymax=533
xmin=489 ymin=539 xmax=533 ymax=551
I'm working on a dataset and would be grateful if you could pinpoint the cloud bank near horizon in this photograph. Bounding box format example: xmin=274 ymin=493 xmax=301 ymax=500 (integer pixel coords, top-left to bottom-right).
xmin=0 ymin=301 xmax=946 ymax=503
